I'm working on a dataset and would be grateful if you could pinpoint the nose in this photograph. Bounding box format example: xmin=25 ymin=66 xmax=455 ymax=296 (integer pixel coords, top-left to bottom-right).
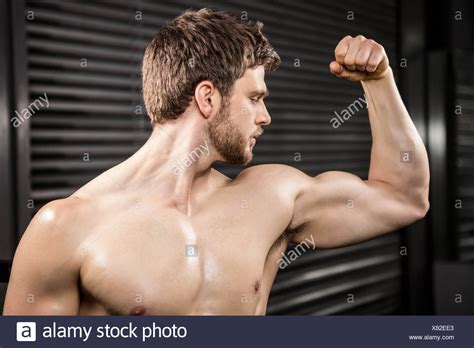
xmin=256 ymin=102 xmax=271 ymax=126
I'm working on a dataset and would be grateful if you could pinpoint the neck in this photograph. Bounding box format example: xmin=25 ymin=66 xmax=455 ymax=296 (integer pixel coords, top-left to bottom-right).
xmin=119 ymin=114 xmax=221 ymax=214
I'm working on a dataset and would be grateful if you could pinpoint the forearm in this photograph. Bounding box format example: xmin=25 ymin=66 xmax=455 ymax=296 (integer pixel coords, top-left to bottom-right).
xmin=361 ymin=68 xmax=429 ymax=205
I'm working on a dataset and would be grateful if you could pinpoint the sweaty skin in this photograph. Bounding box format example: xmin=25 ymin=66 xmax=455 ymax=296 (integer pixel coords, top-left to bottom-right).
xmin=3 ymin=35 xmax=429 ymax=315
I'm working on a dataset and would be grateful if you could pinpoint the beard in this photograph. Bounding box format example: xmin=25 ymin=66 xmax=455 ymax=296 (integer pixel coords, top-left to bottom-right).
xmin=207 ymin=101 xmax=252 ymax=165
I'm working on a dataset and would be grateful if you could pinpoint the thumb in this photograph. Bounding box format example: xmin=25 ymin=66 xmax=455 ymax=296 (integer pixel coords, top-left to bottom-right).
xmin=329 ymin=61 xmax=367 ymax=81
xmin=329 ymin=61 xmax=344 ymax=74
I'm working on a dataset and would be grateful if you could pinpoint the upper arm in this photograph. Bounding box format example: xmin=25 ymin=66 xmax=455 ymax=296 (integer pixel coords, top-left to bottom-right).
xmin=3 ymin=199 xmax=82 ymax=315
xmin=288 ymin=170 xmax=428 ymax=249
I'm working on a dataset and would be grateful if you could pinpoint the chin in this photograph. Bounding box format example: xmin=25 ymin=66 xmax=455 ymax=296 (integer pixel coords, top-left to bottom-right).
xmin=243 ymin=155 xmax=253 ymax=165
xmin=243 ymin=149 xmax=254 ymax=165
xmin=219 ymin=141 xmax=254 ymax=165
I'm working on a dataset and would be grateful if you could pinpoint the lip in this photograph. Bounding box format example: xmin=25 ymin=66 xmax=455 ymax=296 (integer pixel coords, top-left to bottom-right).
xmin=250 ymin=137 xmax=256 ymax=145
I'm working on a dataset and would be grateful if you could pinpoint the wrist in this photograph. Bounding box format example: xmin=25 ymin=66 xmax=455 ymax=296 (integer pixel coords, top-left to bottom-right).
xmin=361 ymin=66 xmax=394 ymax=87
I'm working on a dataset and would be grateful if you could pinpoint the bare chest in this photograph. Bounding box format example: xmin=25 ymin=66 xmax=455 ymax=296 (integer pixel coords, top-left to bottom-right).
xmin=77 ymin=209 xmax=286 ymax=315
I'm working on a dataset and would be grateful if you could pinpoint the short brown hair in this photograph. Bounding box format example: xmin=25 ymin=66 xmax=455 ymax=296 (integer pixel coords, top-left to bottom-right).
xmin=142 ymin=8 xmax=280 ymax=125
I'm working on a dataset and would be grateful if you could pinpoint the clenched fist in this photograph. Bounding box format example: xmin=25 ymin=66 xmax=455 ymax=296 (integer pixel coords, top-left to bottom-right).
xmin=330 ymin=35 xmax=390 ymax=81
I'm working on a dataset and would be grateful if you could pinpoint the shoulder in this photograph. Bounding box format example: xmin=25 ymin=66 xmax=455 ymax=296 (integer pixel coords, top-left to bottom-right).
xmin=28 ymin=197 xmax=81 ymax=231
xmin=30 ymin=196 xmax=88 ymax=230
xmin=237 ymin=163 xmax=305 ymax=178
xmin=20 ymin=196 xmax=92 ymax=258
xmin=234 ymin=165 xmax=355 ymax=199
xmin=236 ymin=164 xmax=310 ymax=186
xmin=234 ymin=164 xmax=312 ymax=200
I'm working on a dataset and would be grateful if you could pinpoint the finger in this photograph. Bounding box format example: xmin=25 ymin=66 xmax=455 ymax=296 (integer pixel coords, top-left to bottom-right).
xmin=344 ymin=35 xmax=366 ymax=71
xmin=329 ymin=62 xmax=367 ymax=81
xmin=366 ymin=44 xmax=384 ymax=72
xmin=355 ymin=41 xmax=373 ymax=71
xmin=334 ymin=35 xmax=352 ymax=65
xmin=329 ymin=61 xmax=344 ymax=74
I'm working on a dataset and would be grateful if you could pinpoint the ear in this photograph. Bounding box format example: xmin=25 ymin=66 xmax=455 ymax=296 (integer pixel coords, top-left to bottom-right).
xmin=194 ymin=80 xmax=220 ymax=119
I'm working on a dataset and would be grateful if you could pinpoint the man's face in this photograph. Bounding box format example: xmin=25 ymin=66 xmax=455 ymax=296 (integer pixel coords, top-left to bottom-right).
xmin=207 ymin=66 xmax=271 ymax=165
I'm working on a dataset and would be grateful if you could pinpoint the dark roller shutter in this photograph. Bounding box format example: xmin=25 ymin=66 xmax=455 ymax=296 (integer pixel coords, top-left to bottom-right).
xmin=24 ymin=0 xmax=401 ymax=314
xmin=454 ymin=51 xmax=474 ymax=261
xmin=26 ymin=0 xmax=152 ymax=207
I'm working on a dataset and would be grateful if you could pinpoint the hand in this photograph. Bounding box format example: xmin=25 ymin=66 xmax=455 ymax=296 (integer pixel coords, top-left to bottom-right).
xmin=330 ymin=35 xmax=390 ymax=81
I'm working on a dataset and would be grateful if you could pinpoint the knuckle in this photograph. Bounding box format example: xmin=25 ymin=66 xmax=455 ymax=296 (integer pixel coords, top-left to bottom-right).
xmin=361 ymin=40 xmax=373 ymax=48
xmin=355 ymin=58 xmax=366 ymax=66
xmin=367 ymin=57 xmax=378 ymax=65
xmin=373 ymin=43 xmax=383 ymax=52
xmin=355 ymin=35 xmax=366 ymax=41
xmin=343 ymin=56 xmax=354 ymax=64
xmin=335 ymin=50 xmax=345 ymax=59
xmin=367 ymin=63 xmax=377 ymax=70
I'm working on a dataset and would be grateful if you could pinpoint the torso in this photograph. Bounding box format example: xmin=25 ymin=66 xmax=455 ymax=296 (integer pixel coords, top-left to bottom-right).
xmin=72 ymin=167 xmax=294 ymax=315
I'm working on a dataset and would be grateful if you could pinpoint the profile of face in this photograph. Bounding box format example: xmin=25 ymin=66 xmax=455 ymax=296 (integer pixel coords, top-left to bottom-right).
xmin=207 ymin=66 xmax=271 ymax=165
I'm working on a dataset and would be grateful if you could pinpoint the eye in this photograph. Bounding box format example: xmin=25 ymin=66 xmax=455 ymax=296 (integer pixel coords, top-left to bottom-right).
xmin=250 ymin=97 xmax=259 ymax=104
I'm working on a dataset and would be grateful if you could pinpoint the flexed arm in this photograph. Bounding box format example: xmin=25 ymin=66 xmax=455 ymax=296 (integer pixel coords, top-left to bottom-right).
xmin=285 ymin=35 xmax=429 ymax=248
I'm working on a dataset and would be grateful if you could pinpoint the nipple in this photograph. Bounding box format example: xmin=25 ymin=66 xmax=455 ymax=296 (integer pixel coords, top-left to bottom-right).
xmin=254 ymin=280 xmax=260 ymax=293
xmin=130 ymin=305 xmax=146 ymax=315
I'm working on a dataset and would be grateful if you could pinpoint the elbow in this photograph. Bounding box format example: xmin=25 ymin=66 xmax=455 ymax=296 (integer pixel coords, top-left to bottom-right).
xmin=402 ymin=200 xmax=429 ymax=226
xmin=401 ymin=183 xmax=430 ymax=223
xmin=413 ymin=198 xmax=430 ymax=221
xmin=408 ymin=174 xmax=430 ymax=221
xmin=407 ymin=190 xmax=430 ymax=222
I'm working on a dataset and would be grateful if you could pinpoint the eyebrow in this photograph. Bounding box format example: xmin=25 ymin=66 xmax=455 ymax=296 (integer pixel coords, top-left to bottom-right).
xmin=250 ymin=89 xmax=270 ymax=98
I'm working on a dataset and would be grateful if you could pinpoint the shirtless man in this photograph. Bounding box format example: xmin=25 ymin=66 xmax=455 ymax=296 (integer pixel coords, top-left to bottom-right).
xmin=3 ymin=8 xmax=429 ymax=316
